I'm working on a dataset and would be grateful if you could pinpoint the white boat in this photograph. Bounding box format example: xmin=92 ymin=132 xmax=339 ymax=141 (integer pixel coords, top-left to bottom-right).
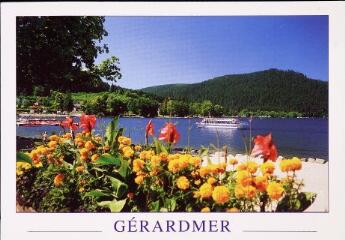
xmin=196 ymin=118 xmax=248 ymax=129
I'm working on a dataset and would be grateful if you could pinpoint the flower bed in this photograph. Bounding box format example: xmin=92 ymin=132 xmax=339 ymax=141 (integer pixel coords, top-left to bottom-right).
xmin=16 ymin=115 xmax=316 ymax=212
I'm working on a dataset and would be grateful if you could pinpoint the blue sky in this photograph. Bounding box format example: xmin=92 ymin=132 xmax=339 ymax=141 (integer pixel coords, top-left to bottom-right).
xmin=97 ymin=16 xmax=328 ymax=89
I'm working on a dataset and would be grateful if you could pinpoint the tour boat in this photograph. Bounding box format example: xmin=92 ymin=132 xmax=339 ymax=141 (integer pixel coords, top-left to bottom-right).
xmin=196 ymin=118 xmax=248 ymax=129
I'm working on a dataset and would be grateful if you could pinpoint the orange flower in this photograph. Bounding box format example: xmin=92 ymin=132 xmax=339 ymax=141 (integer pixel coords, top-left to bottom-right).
xmin=267 ymin=182 xmax=284 ymax=200
xmin=80 ymin=113 xmax=96 ymax=133
xmin=134 ymin=175 xmax=145 ymax=185
xmin=176 ymin=176 xmax=190 ymax=190
xmin=158 ymin=122 xmax=180 ymax=144
xmin=207 ymin=177 xmax=217 ymax=185
xmin=133 ymin=159 xmax=145 ymax=173
xmin=85 ymin=141 xmax=94 ymax=151
xmin=236 ymin=170 xmax=252 ymax=186
xmin=60 ymin=117 xmax=78 ymax=131
xmin=76 ymin=165 xmax=85 ymax=173
xmin=91 ymin=154 xmax=99 ymax=162
xmin=260 ymin=161 xmax=275 ymax=175
xmin=212 ymin=186 xmax=230 ymax=205
xmin=201 ymin=207 xmax=211 ymax=212
xmin=199 ymin=183 xmax=213 ymax=199
xmin=54 ymin=173 xmax=64 ymax=187
xmin=229 ymin=158 xmax=238 ymax=165
xmin=251 ymin=133 xmax=278 ymax=162
xmin=254 ymin=176 xmax=268 ymax=192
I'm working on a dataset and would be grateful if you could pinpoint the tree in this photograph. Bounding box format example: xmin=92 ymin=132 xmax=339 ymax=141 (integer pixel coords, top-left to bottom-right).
xmin=201 ymin=100 xmax=213 ymax=116
xmin=62 ymin=92 xmax=74 ymax=112
xmin=17 ymin=16 xmax=121 ymax=94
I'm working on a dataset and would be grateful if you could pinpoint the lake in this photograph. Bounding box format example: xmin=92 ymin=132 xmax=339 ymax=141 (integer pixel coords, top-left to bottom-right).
xmin=16 ymin=117 xmax=328 ymax=160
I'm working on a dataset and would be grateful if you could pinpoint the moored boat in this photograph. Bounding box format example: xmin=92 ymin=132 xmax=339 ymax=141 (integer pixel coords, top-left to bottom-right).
xmin=196 ymin=118 xmax=248 ymax=129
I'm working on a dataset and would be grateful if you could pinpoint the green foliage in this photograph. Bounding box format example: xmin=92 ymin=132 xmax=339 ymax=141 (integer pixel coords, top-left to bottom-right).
xmin=276 ymin=192 xmax=317 ymax=212
xmin=17 ymin=152 xmax=32 ymax=164
xmin=97 ymin=199 xmax=127 ymax=212
xmin=142 ymin=69 xmax=328 ymax=117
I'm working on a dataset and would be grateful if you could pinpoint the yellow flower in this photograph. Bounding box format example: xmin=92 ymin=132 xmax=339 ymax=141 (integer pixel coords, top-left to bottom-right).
xmin=229 ymin=158 xmax=238 ymax=165
xmin=260 ymin=161 xmax=275 ymax=175
xmin=150 ymin=155 xmax=161 ymax=168
xmin=236 ymin=170 xmax=252 ymax=186
xmin=199 ymin=166 xmax=210 ymax=178
xmin=84 ymin=141 xmax=94 ymax=151
xmin=189 ymin=156 xmax=201 ymax=167
xmin=91 ymin=154 xmax=99 ymax=162
xmin=178 ymin=155 xmax=190 ymax=169
xmin=16 ymin=162 xmax=32 ymax=175
xmin=134 ymin=175 xmax=145 ymax=185
xmin=201 ymin=207 xmax=210 ymax=212
xmin=212 ymin=186 xmax=230 ymax=205
xmin=244 ymin=185 xmax=257 ymax=199
xmin=134 ymin=145 xmax=142 ymax=151
xmin=207 ymin=177 xmax=217 ymax=185
xmin=133 ymin=159 xmax=145 ymax=173
xmin=54 ymin=173 xmax=64 ymax=187
xmin=199 ymin=183 xmax=213 ymax=199
xmin=227 ymin=207 xmax=239 ymax=213
xmin=63 ymin=133 xmax=72 ymax=139
xmin=267 ymin=182 xmax=284 ymax=200
xmin=139 ymin=150 xmax=155 ymax=160
xmin=236 ymin=163 xmax=247 ymax=171
xmin=79 ymin=148 xmax=89 ymax=158
xmin=234 ymin=185 xmax=245 ymax=199
xmin=246 ymin=161 xmax=258 ymax=174
xmin=159 ymin=152 xmax=168 ymax=161
xmin=48 ymin=141 xmax=58 ymax=148
xmin=280 ymin=157 xmax=302 ymax=172
xmin=76 ymin=165 xmax=85 ymax=173
xmin=194 ymin=179 xmax=201 ymax=186
xmin=49 ymin=135 xmax=60 ymax=141
xmin=168 ymin=159 xmax=180 ymax=173
xmin=79 ymin=187 xmax=85 ymax=193
xmin=118 ymin=136 xmax=131 ymax=145
xmin=176 ymin=176 xmax=190 ymax=190
xmin=122 ymin=146 xmax=134 ymax=158
xmin=254 ymin=176 xmax=268 ymax=192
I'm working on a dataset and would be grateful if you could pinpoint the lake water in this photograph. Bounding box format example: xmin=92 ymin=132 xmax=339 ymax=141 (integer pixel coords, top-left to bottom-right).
xmin=16 ymin=117 xmax=328 ymax=160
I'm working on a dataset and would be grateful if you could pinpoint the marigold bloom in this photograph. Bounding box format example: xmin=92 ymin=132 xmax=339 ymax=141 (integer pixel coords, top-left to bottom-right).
xmin=122 ymin=146 xmax=134 ymax=158
xmin=212 ymin=186 xmax=230 ymax=205
xmin=79 ymin=148 xmax=89 ymax=158
xmin=291 ymin=157 xmax=302 ymax=171
xmin=234 ymin=185 xmax=245 ymax=199
xmin=260 ymin=160 xmax=275 ymax=175
xmin=207 ymin=177 xmax=217 ymax=185
xmin=168 ymin=159 xmax=180 ymax=173
xmin=244 ymin=185 xmax=257 ymax=199
xmin=236 ymin=170 xmax=253 ymax=186
xmin=158 ymin=122 xmax=180 ymax=144
xmin=227 ymin=207 xmax=239 ymax=213
xmin=201 ymin=207 xmax=210 ymax=212
xmin=133 ymin=159 xmax=145 ymax=173
xmin=118 ymin=136 xmax=132 ymax=145
xmin=48 ymin=141 xmax=58 ymax=148
xmin=49 ymin=135 xmax=60 ymax=142
xmin=54 ymin=173 xmax=64 ymax=187
xmin=189 ymin=156 xmax=201 ymax=167
xmin=229 ymin=158 xmax=238 ymax=165
xmin=84 ymin=141 xmax=94 ymax=151
xmin=134 ymin=175 xmax=145 ymax=185
xmin=199 ymin=167 xmax=210 ymax=178
xmin=251 ymin=133 xmax=278 ymax=162
xmin=91 ymin=154 xmax=99 ymax=162
xmin=267 ymin=182 xmax=284 ymax=200
xmin=236 ymin=163 xmax=247 ymax=171
xmin=159 ymin=152 xmax=168 ymax=161
xmin=134 ymin=145 xmax=142 ymax=152
xmin=254 ymin=176 xmax=268 ymax=192
xmin=280 ymin=157 xmax=302 ymax=172
xmin=246 ymin=161 xmax=258 ymax=174
xmin=194 ymin=179 xmax=201 ymax=186
xmin=199 ymin=183 xmax=213 ymax=199
xmin=150 ymin=155 xmax=161 ymax=168
xmin=76 ymin=165 xmax=85 ymax=173
xmin=176 ymin=176 xmax=190 ymax=190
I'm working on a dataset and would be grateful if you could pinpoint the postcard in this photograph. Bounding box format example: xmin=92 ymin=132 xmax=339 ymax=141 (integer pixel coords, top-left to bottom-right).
xmin=1 ymin=1 xmax=345 ymax=240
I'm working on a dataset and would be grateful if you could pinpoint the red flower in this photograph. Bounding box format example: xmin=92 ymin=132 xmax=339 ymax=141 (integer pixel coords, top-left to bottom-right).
xmin=60 ymin=117 xmax=78 ymax=130
xmin=145 ymin=120 xmax=154 ymax=137
xmin=158 ymin=122 xmax=180 ymax=144
xmin=251 ymin=133 xmax=278 ymax=162
xmin=80 ymin=113 xmax=96 ymax=133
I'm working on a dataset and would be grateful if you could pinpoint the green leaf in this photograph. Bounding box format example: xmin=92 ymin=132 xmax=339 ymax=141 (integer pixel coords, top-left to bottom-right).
xmin=118 ymin=159 xmax=130 ymax=179
xmin=149 ymin=200 xmax=160 ymax=212
xmin=84 ymin=189 xmax=112 ymax=198
xmin=153 ymin=137 xmax=168 ymax=154
xmin=164 ymin=198 xmax=176 ymax=212
xmin=98 ymin=199 xmax=127 ymax=212
xmin=108 ymin=176 xmax=128 ymax=198
xmin=105 ymin=116 xmax=119 ymax=147
xmin=94 ymin=154 xmax=121 ymax=167
xmin=276 ymin=192 xmax=317 ymax=212
xmin=16 ymin=152 xmax=32 ymax=164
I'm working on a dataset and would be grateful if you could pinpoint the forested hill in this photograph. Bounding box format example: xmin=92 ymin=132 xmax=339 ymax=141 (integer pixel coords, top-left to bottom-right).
xmin=141 ymin=69 xmax=328 ymax=116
